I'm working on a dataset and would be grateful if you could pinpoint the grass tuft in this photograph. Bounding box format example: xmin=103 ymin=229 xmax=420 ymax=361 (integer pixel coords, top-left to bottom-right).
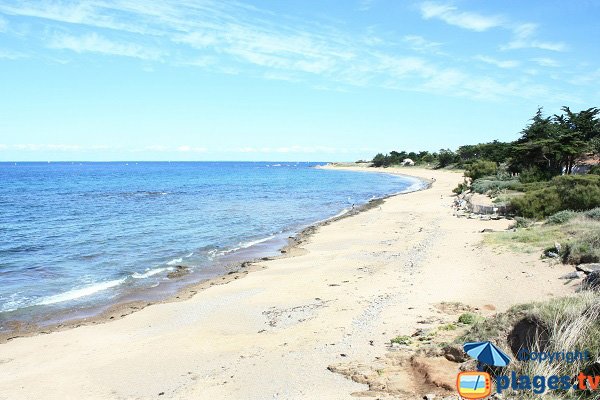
xmin=390 ymin=335 xmax=412 ymax=346
xmin=458 ymin=313 xmax=480 ymax=325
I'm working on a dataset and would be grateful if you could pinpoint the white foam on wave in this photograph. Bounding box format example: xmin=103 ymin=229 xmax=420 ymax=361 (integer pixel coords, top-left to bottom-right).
xmin=225 ymin=235 xmax=275 ymax=254
xmin=312 ymin=208 xmax=351 ymax=226
xmin=399 ymin=180 xmax=427 ymax=194
xmin=37 ymin=278 xmax=127 ymax=306
xmin=207 ymin=235 xmax=276 ymax=258
xmin=0 ymin=293 xmax=28 ymax=313
xmin=166 ymin=257 xmax=183 ymax=265
xmin=132 ymin=267 xmax=170 ymax=279
xmin=239 ymin=235 xmax=274 ymax=249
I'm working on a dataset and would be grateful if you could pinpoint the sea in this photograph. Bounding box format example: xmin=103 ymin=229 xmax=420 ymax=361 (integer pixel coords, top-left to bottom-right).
xmin=0 ymin=162 xmax=424 ymax=329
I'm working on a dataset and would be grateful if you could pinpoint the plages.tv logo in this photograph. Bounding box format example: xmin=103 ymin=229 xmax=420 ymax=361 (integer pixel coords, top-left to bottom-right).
xmin=456 ymin=341 xmax=511 ymax=399
xmin=456 ymin=371 xmax=491 ymax=399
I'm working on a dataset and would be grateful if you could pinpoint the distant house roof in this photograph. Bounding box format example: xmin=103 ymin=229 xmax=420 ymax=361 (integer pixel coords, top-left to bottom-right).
xmin=575 ymin=155 xmax=600 ymax=166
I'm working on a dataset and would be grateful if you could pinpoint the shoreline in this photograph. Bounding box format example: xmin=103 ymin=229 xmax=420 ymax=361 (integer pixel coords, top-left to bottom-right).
xmin=0 ymin=165 xmax=431 ymax=344
xmin=0 ymin=165 xmax=576 ymax=399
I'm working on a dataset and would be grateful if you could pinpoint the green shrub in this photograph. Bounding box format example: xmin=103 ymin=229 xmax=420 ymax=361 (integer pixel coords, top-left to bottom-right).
xmin=545 ymin=210 xmax=577 ymax=225
xmin=458 ymin=313 xmax=478 ymax=325
xmin=589 ymin=165 xmax=600 ymax=175
xmin=584 ymin=207 xmax=600 ymax=220
xmin=511 ymin=175 xmax=600 ymax=219
xmin=519 ymin=167 xmax=553 ymax=183
xmin=453 ymin=182 xmax=468 ymax=194
xmin=465 ymin=160 xmax=498 ymax=181
xmin=511 ymin=217 xmax=535 ymax=228
xmin=471 ymin=179 xmax=520 ymax=194
xmin=562 ymin=229 xmax=600 ymax=264
xmin=390 ymin=335 xmax=412 ymax=345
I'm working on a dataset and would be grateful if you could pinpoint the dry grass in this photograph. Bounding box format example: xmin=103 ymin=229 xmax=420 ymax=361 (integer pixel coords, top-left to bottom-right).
xmin=461 ymin=292 xmax=600 ymax=399
xmin=484 ymin=215 xmax=600 ymax=256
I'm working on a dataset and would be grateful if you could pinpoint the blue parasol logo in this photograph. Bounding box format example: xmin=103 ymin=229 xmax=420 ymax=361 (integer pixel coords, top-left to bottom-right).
xmin=464 ymin=341 xmax=511 ymax=371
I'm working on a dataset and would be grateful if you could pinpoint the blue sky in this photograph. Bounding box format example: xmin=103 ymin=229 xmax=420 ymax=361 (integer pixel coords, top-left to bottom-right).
xmin=0 ymin=0 xmax=599 ymax=161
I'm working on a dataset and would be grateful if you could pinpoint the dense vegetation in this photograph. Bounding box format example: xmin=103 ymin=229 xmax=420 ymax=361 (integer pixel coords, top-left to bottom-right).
xmin=511 ymin=175 xmax=600 ymax=219
xmin=371 ymin=106 xmax=600 ymax=218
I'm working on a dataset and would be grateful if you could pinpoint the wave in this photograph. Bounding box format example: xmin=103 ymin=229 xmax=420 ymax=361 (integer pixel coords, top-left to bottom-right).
xmin=0 ymin=293 xmax=30 ymax=313
xmin=206 ymin=235 xmax=276 ymax=259
xmin=36 ymin=278 xmax=127 ymax=306
xmin=166 ymin=257 xmax=183 ymax=266
xmin=132 ymin=267 xmax=170 ymax=279
xmin=398 ymin=179 xmax=428 ymax=194
xmin=238 ymin=235 xmax=274 ymax=249
xmin=311 ymin=207 xmax=351 ymax=226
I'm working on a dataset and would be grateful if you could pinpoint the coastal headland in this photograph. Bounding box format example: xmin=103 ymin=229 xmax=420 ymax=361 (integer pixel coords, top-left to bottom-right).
xmin=0 ymin=165 xmax=576 ymax=399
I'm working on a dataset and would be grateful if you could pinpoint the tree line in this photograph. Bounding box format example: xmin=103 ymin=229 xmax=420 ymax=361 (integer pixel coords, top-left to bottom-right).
xmin=371 ymin=106 xmax=600 ymax=179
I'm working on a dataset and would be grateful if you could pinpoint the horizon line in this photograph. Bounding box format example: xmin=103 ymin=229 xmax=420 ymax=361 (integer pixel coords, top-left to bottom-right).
xmin=0 ymin=160 xmax=340 ymax=163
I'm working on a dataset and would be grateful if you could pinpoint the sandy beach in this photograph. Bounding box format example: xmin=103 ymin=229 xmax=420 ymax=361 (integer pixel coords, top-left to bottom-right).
xmin=0 ymin=166 xmax=576 ymax=400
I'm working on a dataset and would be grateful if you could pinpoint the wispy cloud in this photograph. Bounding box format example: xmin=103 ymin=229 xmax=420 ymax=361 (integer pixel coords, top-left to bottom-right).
xmin=402 ymin=35 xmax=443 ymax=54
xmin=0 ymin=144 xmax=113 ymax=152
xmin=357 ymin=0 xmax=375 ymax=11
xmin=502 ymin=23 xmax=566 ymax=52
xmin=0 ymin=0 xmax=576 ymax=102
xmin=176 ymin=146 xmax=207 ymax=153
xmin=233 ymin=145 xmax=361 ymax=154
xmin=418 ymin=3 xmax=566 ymax=53
xmin=48 ymin=32 xmax=163 ymax=60
xmin=0 ymin=143 xmax=213 ymax=154
xmin=0 ymin=49 xmax=27 ymax=60
xmin=474 ymin=55 xmax=519 ymax=69
xmin=531 ymin=57 xmax=560 ymax=67
xmin=0 ymin=15 xmax=7 ymax=31
xmin=419 ymin=2 xmax=503 ymax=31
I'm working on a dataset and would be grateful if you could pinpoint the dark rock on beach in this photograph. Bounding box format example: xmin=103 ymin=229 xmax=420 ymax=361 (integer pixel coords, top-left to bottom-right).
xmin=582 ymin=270 xmax=600 ymax=291
xmin=559 ymin=271 xmax=584 ymax=280
xmin=167 ymin=265 xmax=190 ymax=279
xmin=576 ymin=263 xmax=600 ymax=274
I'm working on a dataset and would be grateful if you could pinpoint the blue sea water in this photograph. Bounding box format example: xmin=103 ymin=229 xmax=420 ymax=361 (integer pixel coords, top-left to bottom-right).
xmin=0 ymin=162 xmax=423 ymax=327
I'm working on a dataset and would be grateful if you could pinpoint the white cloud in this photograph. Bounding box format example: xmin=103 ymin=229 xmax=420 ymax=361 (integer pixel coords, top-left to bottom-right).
xmin=568 ymin=68 xmax=600 ymax=86
xmin=531 ymin=57 xmax=560 ymax=67
xmin=474 ymin=55 xmax=519 ymax=69
xmin=178 ymin=56 xmax=216 ymax=68
xmin=48 ymin=32 xmax=162 ymax=60
xmin=135 ymin=145 xmax=169 ymax=152
xmin=502 ymin=23 xmax=566 ymax=52
xmin=357 ymin=0 xmax=375 ymax=11
xmin=176 ymin=146 xmax=207 ymax=153
xmin=422 ymin=68 xmax=466 ymax=92
xmin=0 ymin=0 xmax=577 ymax=103
xmin=0 ymin=49 xmax=26 ymax=59
xmin=233 ymin=146 xmax=349 ymax=154
xmin=0 ymin=15 xmax=7 ymax=32
xmin=417 ymin=4 xmax=566 ymax=53
xmin=419 ymin=2 xmax=503 ymax=31
xmin=3 ymin=144 xmax=112 ymax=152
xmin=402 ymin=35 xmax=443 ymax=54
xmin=174 ymin=32 xmax=218 ymax=48
xmin=0 ymin=144 xmax=213 ymax=154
